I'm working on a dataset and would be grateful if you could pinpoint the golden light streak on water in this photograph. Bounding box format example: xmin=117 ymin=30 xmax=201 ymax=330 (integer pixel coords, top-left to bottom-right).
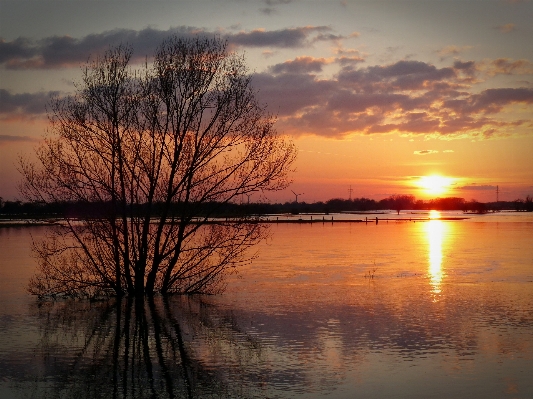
xmin=426 ymin=211 xmax=445 ymax=296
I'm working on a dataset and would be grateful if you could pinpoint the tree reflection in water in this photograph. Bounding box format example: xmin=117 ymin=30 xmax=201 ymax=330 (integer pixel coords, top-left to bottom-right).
xmin=29 ymin=296 xmax=265 ymax=399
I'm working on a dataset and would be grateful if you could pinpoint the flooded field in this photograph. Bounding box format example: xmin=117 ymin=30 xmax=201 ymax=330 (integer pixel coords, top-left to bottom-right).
xmin=1 ymin=212 xmax=532 ymax=398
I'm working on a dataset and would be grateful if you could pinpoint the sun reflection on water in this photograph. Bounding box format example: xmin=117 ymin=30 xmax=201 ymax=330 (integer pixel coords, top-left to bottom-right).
xmin=426 ymin=211 xmax=446 ymax=296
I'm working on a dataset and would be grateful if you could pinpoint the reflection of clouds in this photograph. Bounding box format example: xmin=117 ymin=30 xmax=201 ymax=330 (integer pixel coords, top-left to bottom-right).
xmin=2 ymin=286 xmax=533 ymax=398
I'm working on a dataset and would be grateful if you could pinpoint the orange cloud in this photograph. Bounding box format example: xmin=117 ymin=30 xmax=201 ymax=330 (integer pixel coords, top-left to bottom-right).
xmin=437 ymin=45 xmax=473 ymax=58
xmin=495 ymin=23 xmax=516 ymax=33
xmin=483 ymin=58 xmax=533 ymax=75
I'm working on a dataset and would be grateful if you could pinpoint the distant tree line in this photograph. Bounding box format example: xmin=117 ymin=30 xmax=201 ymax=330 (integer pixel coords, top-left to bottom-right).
xmin=2 ymin=194 xmax=532 ymax=219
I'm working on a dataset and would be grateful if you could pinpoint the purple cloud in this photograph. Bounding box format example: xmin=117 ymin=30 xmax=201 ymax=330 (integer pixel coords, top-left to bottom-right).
xmin=0 ymin=26 xmax=332 ymax=70
xmin=230 ymin=26 xmax=332 ymax=48
xmin=252 ymin=57 xmax=533 ymax=138
xmin=0 ymin=134 xmax=38 ymax=145
xmin=444 ymin=88 xmax=533 ymax=114
xmin=269 ymin=56 xmax=329 ymax=74
xmin=0 ymin=89 xmax=57 ymax=120
xmin=337 ymin=60 xmax=457 ymax=91
xmin=1 ymin=27 xmax=531 ymax=141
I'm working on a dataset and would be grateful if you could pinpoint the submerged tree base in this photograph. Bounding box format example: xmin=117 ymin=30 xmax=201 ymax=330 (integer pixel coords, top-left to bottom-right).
xmin=28 ymin=220 xmax=267 ymax=298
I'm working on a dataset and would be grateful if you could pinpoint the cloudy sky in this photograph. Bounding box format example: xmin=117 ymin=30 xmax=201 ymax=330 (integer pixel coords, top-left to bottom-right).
xmin=1 ymin=0 xmax=532 ymax=203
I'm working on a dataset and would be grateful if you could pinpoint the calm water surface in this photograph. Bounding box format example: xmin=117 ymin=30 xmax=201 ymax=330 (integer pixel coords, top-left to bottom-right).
xmin=1 ymin=212 xmax=532 ymax=398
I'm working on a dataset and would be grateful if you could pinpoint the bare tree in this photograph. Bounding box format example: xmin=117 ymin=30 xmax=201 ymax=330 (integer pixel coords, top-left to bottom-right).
xmin=19 ymin=36 xmax=296 ymax=297
xmin=385 ymin=194 xmax=415 ymax=215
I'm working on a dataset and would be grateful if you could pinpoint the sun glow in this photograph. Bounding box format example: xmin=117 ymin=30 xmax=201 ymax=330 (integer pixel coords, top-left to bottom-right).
xmin=417 ymin=175 xmax=454 ymax=196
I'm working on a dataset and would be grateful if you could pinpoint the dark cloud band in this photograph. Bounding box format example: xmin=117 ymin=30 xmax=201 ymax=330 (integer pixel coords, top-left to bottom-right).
xmin=0 ymin=134 xmax=38 ymax=144
xmin=0 ymin=26 xmax=333 ymax=70
xmin=1 ymin=28 xmax=532 ymax=141
xmin=0 ymin=89 xmax=58 ymax=119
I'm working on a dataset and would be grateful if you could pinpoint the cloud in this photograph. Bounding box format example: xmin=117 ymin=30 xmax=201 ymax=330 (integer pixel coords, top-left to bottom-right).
xmin=260 ymin=0 xmax=293 ymax=14
xmin=443 ymin=87 xmax=533 ymax=114
xmin=269 ymin=56 xmax=331 ymax=74
xmin=0 ymin=134 xmax=37 ymax=145
xmin=453 ymin=60 xmax=477 ymax=76
xmin=229 ymin=26 xmax=332 ymax=48
xmin=0 ymin=26 xmax=332 ymax=70
xmin=437 ymin=45 xmax=473 ymax=60
xmin=251 ymin=57 xmax=533 ymax=139
xmin=260 ymin=7 xmax=278 ymax=15
xmin=262 ymin=50 xmax=276 ymax=58
xmin=337 ymin=60 xmax=456 ymax=91
xmin=264 ymin=0 xmax=293 ymax=5
xmin=0 ymin=134 xmax=38 ymax=145
xmin=458 ymin=184 xmax=497 ymax=191
xmin=484 ymin=58 xmax=533 ymax=76
xmin=495 ymin=23 xmax=516 ymax=33
xmin=2 ymin=28 xmax=531 ymax=141
xmin=443 ymin=150 xmax=455 ymax=153
xmin=414 ymin=150 xmax=439 ymax=155
xmin=334 ymin=48 xmax=365 ymax=66
xmin=0 ymin=89 xmax=56 ymax=120
xmin=1 ymin=27 xmax=197 ymax=69
xmin=252 ymin=72 xmax=336 ymax=116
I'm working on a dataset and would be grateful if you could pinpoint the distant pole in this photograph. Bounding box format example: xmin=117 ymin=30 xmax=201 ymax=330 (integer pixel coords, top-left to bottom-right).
xmin=348 ymin=185 xmax=353 ymax=201
xmin=496 ymin=185 xmax=499 ymax=203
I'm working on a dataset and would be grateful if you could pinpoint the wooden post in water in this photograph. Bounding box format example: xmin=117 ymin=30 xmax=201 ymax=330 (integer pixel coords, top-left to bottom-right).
xmin=375 ymin=217 xmax=378 ymax=224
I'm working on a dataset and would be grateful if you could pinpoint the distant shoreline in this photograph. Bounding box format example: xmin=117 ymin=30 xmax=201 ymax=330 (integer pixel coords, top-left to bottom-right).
xmin=0 ymin=216 xmax=470 ymax=228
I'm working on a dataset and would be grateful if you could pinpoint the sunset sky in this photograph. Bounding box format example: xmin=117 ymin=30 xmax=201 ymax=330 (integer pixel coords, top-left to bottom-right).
xmin=1 ymin=0 xmax=532 ymax=203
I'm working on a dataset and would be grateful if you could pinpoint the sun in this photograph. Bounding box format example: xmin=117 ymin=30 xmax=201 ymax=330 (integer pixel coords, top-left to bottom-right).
xmin=417 ymin=175 xmax=455 ymax=196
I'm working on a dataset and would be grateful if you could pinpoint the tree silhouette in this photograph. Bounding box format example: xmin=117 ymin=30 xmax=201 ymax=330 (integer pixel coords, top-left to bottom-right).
xmin=384 ymin=194 xmax=415 ymax=215
xmin=19 ymin=36 xmax=296 ymax=297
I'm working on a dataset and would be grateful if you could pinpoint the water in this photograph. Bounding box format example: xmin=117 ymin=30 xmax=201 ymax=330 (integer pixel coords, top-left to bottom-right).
xmin=1 ymin=212 xmax=532 ymax=398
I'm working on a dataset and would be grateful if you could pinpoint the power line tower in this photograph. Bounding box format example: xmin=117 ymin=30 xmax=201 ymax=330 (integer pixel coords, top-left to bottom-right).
xmin=496 ymin=185 xmax=499 ymax=203
xmin=348 ymin=185 xmax=353 ymax=201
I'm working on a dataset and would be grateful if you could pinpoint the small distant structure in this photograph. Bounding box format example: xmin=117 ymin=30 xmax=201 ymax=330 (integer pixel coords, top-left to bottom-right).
xmin=245 ymin=193 xmax=253 ymax=204
xmin=348 ymin=185 xmax=353 ymax=201
xmin=291 ymin=190 xmax=304 ymax=204
xmin=244 ymin=189 xmax=258 ymax=204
